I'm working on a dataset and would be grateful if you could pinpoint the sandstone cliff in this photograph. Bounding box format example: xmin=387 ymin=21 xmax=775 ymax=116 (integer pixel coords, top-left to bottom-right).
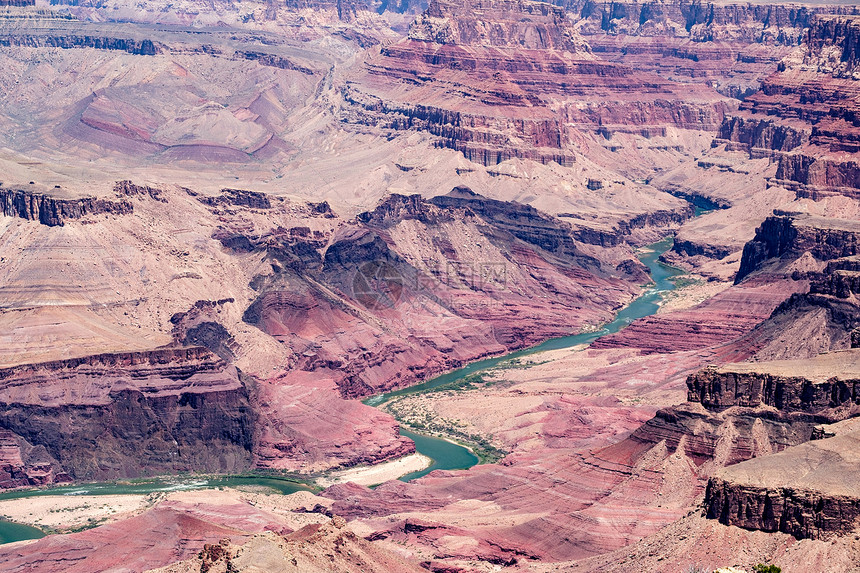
xmin=705 ymin=430 xmax=860 ymax=539
xmin=0 ymin=186 xmax=132 ymax=226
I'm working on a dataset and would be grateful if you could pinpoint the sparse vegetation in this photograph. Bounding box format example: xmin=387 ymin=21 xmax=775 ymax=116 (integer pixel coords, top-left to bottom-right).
xmin=672 ymin=275 xmax=702 ymax=289
xmin=384 ymin=395 xmax=508 ymax=464
xmin=753 ymin=564 xmax=781 ymax=573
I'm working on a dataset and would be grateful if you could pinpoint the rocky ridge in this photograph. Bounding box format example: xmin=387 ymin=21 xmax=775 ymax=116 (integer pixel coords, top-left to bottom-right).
xmin=0 ymin=185 xmax=132 ymax=226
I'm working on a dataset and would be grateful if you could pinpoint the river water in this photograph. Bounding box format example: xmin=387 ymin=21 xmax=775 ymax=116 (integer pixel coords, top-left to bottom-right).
xmin=367 ymin=236 xmax=684 ymax=481
xmin=0 ymin=476 xmax=312 ymax=543
xmin=0 ymin=238 xmax=682 ymax=543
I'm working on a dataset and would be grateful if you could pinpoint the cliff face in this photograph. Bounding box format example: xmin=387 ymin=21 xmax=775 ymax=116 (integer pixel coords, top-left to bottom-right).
xmin=343 ymin=0 xmax=731 ymax=166
xmin=562 ymin=0 xmax=853 ymax=99
xmin=410 ymin=0 xmax=591 ymax=52
xmin=704 ymin=429 xmax=860 ymax=539
xmin=715 ymin=16 xmax=860 ymax=203
xmin=569 ymin=0 xmax=823 ymax=43
xmin=736 ymin=214 xmax=860 ymax=283
xmin=803 ymin=15 xmax=860 ymax=77
xmin=714 ymin=115 xmax=808 ymax=156
xmin=0 ymin=347 xmax=255 ymax=483
xmin=0 ymin=187 xmax=132 ymax=226
xmin=688 ymin=365 xmax=860 ymax=415
xmin=0 ymin=33 xmax=161 ymax=54
xmin=569 ymin=208 xmax=692 ymax=249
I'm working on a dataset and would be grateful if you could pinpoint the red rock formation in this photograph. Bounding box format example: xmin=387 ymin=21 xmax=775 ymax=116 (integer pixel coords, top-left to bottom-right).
xmin=736 ymin=214 xmax=860 ymax=282
xmin=344 ymin=0 xmax=732 ymax=165
xmin=567 ymin=0 xmax=849 ymax=98
xmin=592 ymin=275 xmax=802 ymax=354
xmin=170 ymin=299 xmax=239 ymax=361
xmin=714 ymin=115 xmax=809 ymax=156
xmin=689 ymin=361 xmax=860 ymax=415
xmin=0 ymin=347 xmax=255 ymax=483
xmin=149 ymin=512 xmax=428 ymax=573
xmin=714 ymin=16 xmax=860 ymax=202
xmin=705 ymin=430 xmax=860 ymax=539
xmin=0 ymin=500 xmax=290 ymax=572
xmin=247 ymin=189 xmax=642 ymax=399
xmin=0 ymin=429 xmax=70 ymax=490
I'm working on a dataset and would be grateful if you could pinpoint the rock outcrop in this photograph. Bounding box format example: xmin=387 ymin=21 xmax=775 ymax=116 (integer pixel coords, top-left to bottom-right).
xmin=0 ymin=347 xmax=255 ymax=483
xmin=0 ymin=186 xmax=132 ymax=226
xmin=714 ymin=115 xmax=809 ymax=157
xmin=146 ymin=516 xmax=427 ymax=573
xmin=245 ymin=189 xmax=643 ymax=401
xmin=688 ymin=357 xmax=860 ymax=416
xmin=711 ymin=16 xmax=860 ymax=203
xmin=705 ymin=430 xmax=860 ymax=539
xmin=631 ymin=343 xmax=860 ymax=476
xmin=169 ymin=299 xmax=238 ymax=361
xmin=0 ymin=31 xmax=161 ymax=55
xmin=566 ymin=0 xmax=848 ymax=99
xmin=736 ymin=214 xmax=860 ymax=283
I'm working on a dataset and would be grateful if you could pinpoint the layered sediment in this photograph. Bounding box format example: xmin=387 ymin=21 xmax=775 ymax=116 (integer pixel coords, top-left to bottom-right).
xmin=343 ymin=0 xmax=731 ymax=166
xmin=705 ymin=430 xmax=860 ymax=539
xmin=716 ymin=16 xmax=860 ymax=202
xmin=246 ymin=188 xmax=642 ymax=401
xmin=736 ymin=214 xmax=860 ymax=283
xmin=0 ymin=347 xmax=255 ymax=483
xmin=565 ymin=0 xmax=850 ymax=100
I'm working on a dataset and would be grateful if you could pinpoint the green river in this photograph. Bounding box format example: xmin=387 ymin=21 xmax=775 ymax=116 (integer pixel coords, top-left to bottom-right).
xmin=0 ymin=237 xmax=683 ymax=543
xmin=365 ymin=236 xmax=685 ymax=480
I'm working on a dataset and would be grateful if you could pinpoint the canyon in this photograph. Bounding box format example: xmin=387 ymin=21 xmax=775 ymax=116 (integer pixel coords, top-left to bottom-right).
xmin=0 ymin=0 xmax=860 ymax=571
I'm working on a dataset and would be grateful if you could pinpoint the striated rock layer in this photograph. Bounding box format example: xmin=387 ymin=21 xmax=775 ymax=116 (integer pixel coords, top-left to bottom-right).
xmin=0 ymin=347 xmax=255 ymax=484
xmin=705 ymin=429 xmax=860 ymax=539
xmin=0 ymin=185 xmax=132 ymax=226
xmin=715 ymin=16 xmax=860 ymax=203
xmin=343 ymin=0 xmax=732 ymax=166
xmin=567 ymin=0 xmax=859 ymax=98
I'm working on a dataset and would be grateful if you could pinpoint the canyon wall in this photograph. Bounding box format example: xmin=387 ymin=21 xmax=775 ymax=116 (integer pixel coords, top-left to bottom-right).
xmin=688 ymin=365 xmax=860 ymax=414
xmin=343 ymin=0 xmax=732 ymax=166
xmin=705 ymin=430 xmax=860 ymax=539
xmin=736 ymin=214 xmax=860 ymax=283
xmin=0 ymin=187 xmax=132 ymax=226
xmin=0 ymin=347 xmax=255 ymax=483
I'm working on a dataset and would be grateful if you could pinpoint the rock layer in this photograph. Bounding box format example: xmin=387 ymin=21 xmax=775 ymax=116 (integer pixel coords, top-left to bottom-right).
xmin=0 ymin=186 xmax=132 ymax=226
xmin=0 ymin=347 xmax=255 ymax=483
xmin=344 ymin=0 xmax=732 ymax=165
xmin=705 ymin=430 xmax=860 ymax=539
